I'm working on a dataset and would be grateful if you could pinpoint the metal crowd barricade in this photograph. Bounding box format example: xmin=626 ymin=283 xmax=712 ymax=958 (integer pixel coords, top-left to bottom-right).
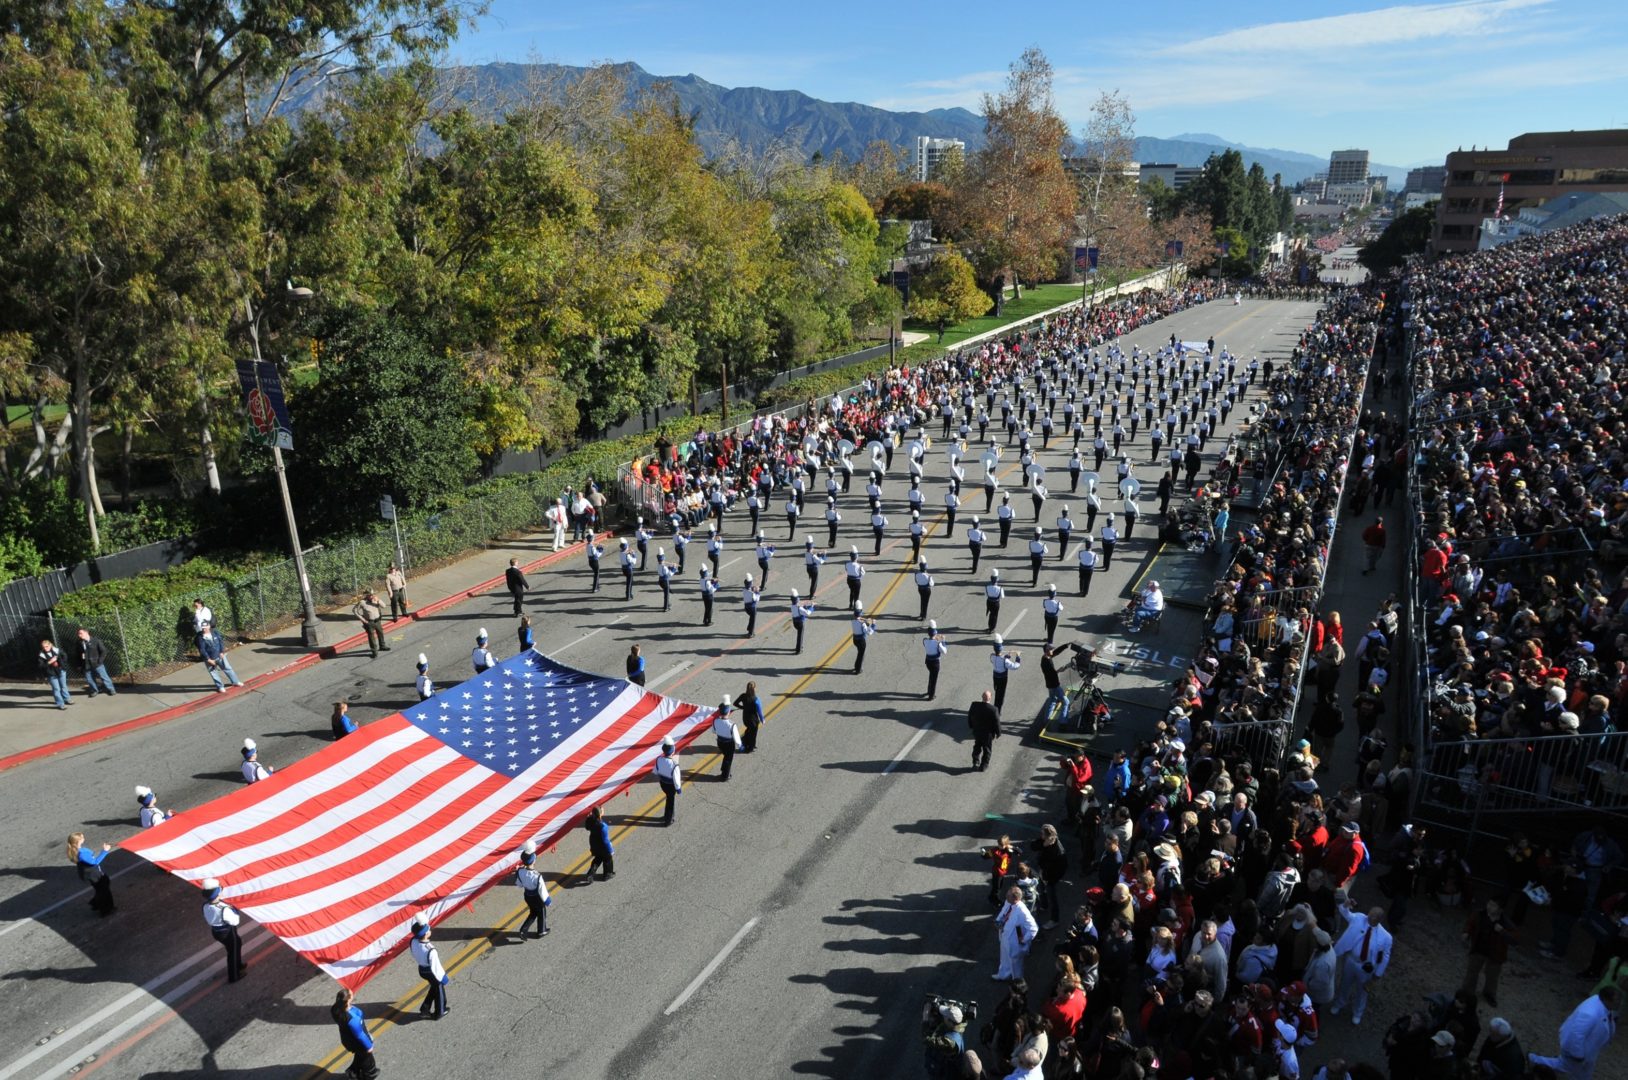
xmin=1417 ymin=730 xmax=1628 ymax=818
xmin=1233 ymin=584 xmax=1325 ymax=651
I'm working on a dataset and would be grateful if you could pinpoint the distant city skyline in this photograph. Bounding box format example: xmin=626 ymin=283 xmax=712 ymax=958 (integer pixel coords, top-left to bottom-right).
xmin=449 ymin=0 xmax=1628 ymax=167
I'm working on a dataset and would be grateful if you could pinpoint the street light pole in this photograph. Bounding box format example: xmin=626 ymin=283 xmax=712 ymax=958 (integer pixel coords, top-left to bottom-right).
xmin=245 ymin=292 xmax=324 ymax=647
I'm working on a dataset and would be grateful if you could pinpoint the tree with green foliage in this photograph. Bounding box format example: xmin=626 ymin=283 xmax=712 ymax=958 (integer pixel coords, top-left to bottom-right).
xmin=1358 ymin=204 xmax=1436 ymax=275
xmin=907 ymin=252 xmax=992 ymax=334
xmin=287 ymin=309 xmax=477 ymax=534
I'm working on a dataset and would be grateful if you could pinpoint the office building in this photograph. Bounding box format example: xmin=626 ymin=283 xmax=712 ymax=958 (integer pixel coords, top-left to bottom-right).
xmin=1328 ymin=150 xmax=1370 ymax=186
xmin=1138 ymin=163 xmax=1203 ymax=190
xmin=1404 ymin=166 xmax=1446 ymax=195
xmin=1431 ymin=129 xmax=1628 ymax=254
xmin=913 ymin=136 xmax=965 ymax=182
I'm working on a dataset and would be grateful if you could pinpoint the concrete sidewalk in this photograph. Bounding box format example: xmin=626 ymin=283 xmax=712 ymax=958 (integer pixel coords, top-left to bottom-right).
xmin=0 ymin=530 xmax=603 ymax=769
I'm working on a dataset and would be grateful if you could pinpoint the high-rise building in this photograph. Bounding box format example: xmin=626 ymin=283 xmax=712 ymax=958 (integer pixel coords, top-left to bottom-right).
xmin=913 ymin=136 xmax=965 ymax=182
xmin=1431 ymin=129 xmax=1628 ymax=254
xmin=1328 ymin=150 xmax=1370 ymax=186
xmin=1404 ymin=166 xmax=1446 ymax=195
xmin=1138 ymin=163 xmax=1203 ymax=190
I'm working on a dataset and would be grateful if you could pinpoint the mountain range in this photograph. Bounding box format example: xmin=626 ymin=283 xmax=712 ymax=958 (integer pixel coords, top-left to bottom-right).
xmin=307 ymin=61 xmax=1414 ymax=187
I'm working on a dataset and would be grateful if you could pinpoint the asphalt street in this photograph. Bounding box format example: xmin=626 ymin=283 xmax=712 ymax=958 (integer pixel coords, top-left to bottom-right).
xmin=0 ymin=294 xmax=1324 ymax=1079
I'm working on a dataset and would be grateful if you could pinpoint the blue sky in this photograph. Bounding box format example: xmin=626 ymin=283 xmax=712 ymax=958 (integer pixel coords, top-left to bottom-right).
xmin=449 ymin=0 xmax=1628 ymax=167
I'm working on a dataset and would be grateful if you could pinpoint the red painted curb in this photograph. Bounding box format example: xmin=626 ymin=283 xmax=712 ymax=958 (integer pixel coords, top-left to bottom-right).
xmin=0 ymin=533 xmax=611 ymax=774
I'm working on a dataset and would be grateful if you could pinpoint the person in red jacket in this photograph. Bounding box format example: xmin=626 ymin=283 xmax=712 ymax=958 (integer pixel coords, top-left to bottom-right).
xmin=1042 ymin=974 xmax=1087 ymax=1039
xmin=1323 ymin=821 xmax=1368 ymax=889
xmin=1061 ymin=750 xmax=1094 ymax=824
xmin=1361 ymin=517 xmax=1387 ymax=574
xmin=1297 ymin=810 xmax=1331 ymax=869
xmin=1421 ymin=539 xmax=1450 ymax=598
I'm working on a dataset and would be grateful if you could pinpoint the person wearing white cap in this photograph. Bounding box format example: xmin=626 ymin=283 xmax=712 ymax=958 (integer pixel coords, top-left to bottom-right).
xmin=241 ymin=739 xmax=272 ymax=784
xmin=585 ymin=535 xmax=605 ymax=592
xmin=803 ymin=536 xmax=825 ymax=593
xmin=824 ymin=496 xmax=842 ymax=547
xmin=634 ymin=517 xmax=653 ymax=570
xmin=990 ymin=636 xmax=1022 ymax=711
xmin=134 ymin=786 xmax=172 ymax=828
xmin=201 ymin=877 xmax=247 ymax=983
xmin=470 ymin=628 xmax=496 ymax=674
xmin=697 ymin=565 xmax=720 ymax=626
xmin=784 ymin=492 xmax=800 ymax=541
xmin=652 ymin=735 xmax=682 ymax=825
xmin=1027 ymin=527 xmax=1048 ymax=585
xmin=415 ymin=653 xmax=434 ymax=701
xmin=408 ymin=917 xmax=448 ymax=1018
xmin=914 ymin=558 xmax=935 ymax=620
xmin=741 ymin=575 xmax=762 ymax=637
xmin=1055 ymin=506 xmax=1073 ymax=559
xmin=672 ymin=521 xmax=691 ymax=574
xmin=618 ymin=538 xmax=638 ymax=600
xmin=844 ymin=546 xmax=865 ymax=607
xmin=789 ymin=591 xmax=816 ymax=654
xmin=514 ymin=840 xmax=551 ymax=939
xmin=1042 ymin=585 xmax=1063 ymax=645
xmin=712 ymin=698 xmax=740 ymax=781
xmin=922 ymin=622 xmax=948 ymax=700
xmin=850 ymin=603 xmax=877 ymax=675
xmin=1100 ymin=515 xmax=1119 ymax=566
xmin=655 ymin=550 xmax=677 ymax=611
xmin=943 ymin=485 xmax=960 ymax=531
xmin=908 ymin=509 xmax=925 ymax=561
xmin=985 ymin=568 xmax=1005 ymax=632
xmin=754 ymin=533 xmax=776 ymax=586
xmin=965 ymin=516 xmax=986 ymax=574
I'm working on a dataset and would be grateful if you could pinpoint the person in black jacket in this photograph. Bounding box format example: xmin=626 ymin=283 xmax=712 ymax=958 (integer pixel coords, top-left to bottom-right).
xmin=76 ymin=628 xmax=117 ymax=697
xmin=1029 ymin=824 xmax=1069 ymax=928
xmin=967 ymin=690 xmax=1002 ymax=772
xmin=504 ymin=558 xmax=529 ymax=615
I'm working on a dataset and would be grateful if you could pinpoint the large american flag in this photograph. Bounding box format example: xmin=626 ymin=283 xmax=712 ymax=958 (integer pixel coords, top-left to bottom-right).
xmin=123 ymin=651 xmax=713 ymax=989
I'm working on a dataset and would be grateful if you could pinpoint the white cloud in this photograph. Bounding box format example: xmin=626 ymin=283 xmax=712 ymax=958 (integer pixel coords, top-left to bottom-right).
xmin=1158 ymin=0 xmax=1549 ymax=57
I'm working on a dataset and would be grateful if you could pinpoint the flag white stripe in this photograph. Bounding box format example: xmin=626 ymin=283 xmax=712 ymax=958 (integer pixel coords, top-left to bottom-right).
xmin=216 ymin=750 xmax=487 ymax=899
xmin=311 ymin=695 xmax=690 ymax=966
xmin=133 ymin=724 xmax=428 ymax=863
xmin=270 ymin=687 xmax=665 ymax=946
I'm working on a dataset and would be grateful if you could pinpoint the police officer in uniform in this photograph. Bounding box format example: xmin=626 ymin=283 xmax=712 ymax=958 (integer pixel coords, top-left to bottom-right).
xmin=1027 ymin=528 xmax=1048 ymax=585
xmin=984 ymin=569 xmax=1005 ymax=632
xmin=416 ymin=653 xmax=434 ymax=700
xmin=656 ymin=551 xmax=676 ymax=612
xmin=997 ymin=492 xmax=1016 ymax=547
xmin=844 ymin=546 xmax=865 ymax=607
xmin=471 ymin=629 xmax=496 ymax=674
xmin=712 ymin=697 xmax=739 ymax=780
xmin=790 ymin=591 xmax=815 ymax=654
xmin=409 ymin=918 xmax=449 ymax=1018
xmin=742 ymin=575 xmax=762 ymax=637
xmin=201 ymin=878 xmax=247 ymax=982
xmin=618 ymin=540 xmax=637 ymax=600
xmin=698 ymin=565 xmax=720 ymax=626
xmin=1042 ymin=585 xmax=1063 ymax=645
xmin=241 ymin=738 xmax=273 ymax=783
xmin=653 ymin=735 xmax=681 ymax=825
xmin=850 ymin=603 xmax=877 ymax=674
xmin=914 ymin=559 xmax=934 ymax=620
xmin=803 ymin=537 xmax=825 ymax=592
xmin=990 ymin=636 xmax=1022 ymax=711
xmin=586 ymin=537 xmax=605 ymax=593
xmin=135 ymin=785 xmax=172 ymax=828
xmin=922 ymin=621 xmax=948 ymax=700
xmin=515 ymin=841 xmax=552 ymax=939
xmin=754 ymin=533 xmax=775 ymax=587
xmin=967 ymin=517 xmax=987 ymax=574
